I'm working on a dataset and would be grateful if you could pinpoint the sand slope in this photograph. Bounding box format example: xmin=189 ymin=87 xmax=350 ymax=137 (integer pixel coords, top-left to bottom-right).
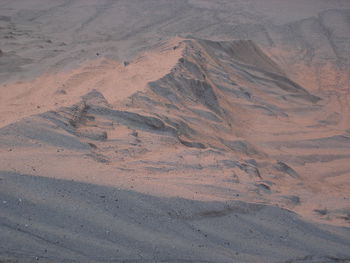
xmin=1 ymin=172 xmax=350 ymax=263
xmin=1 ymin=1 xmax=350 ymax=91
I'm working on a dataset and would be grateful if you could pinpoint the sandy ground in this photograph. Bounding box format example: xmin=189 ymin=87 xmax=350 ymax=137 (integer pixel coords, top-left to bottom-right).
xmin=1 ymin=172 xmax=350 ymax=263
xmin=1 ymin=1 xmax=350 ymax=262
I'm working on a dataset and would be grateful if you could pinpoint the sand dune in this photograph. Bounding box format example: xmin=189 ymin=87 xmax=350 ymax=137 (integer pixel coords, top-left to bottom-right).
xmin=1 ymin=38 xmax=349 ymax=222
xmin=1 ymin=36 xmax=350 ymax=263
xmin=1 ymin=1 xmax=350 ymax=262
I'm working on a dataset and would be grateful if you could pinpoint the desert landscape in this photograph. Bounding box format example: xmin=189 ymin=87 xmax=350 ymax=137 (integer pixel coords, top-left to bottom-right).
xmin=1 ymin=1 xmax=350 ymax=262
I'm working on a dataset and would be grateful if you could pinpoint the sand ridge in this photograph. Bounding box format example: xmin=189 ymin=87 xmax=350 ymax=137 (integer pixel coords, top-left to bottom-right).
xmin=0 ymin=38 xmax=185 ymax=128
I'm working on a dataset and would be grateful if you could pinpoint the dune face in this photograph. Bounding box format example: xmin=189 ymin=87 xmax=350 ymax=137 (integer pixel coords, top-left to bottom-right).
xmin=1 ymin=1 xmax=350 ymax=263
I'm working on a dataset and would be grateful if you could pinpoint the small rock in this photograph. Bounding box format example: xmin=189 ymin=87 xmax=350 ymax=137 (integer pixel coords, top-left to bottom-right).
xmin=88 ymin=143 xmax=97 ymax=149
xmin=314 ymin=209 xmax=328 ymax=216
xmin=56 ymin=89 xmax=67 ymax=95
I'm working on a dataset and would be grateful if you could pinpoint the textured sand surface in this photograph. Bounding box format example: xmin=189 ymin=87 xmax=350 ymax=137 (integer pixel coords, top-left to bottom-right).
xmin=1 ymin=172 xmax=350 ymax=263
xmin=1 ymin=1 xmax=350 ymax=262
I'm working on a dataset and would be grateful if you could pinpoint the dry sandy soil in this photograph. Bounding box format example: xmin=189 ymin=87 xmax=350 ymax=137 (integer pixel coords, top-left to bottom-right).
xmin=1 ymin=1 xmax=350 ymax=263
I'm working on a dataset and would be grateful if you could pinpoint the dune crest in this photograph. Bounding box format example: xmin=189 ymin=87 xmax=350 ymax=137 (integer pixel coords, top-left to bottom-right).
xmin=0 ymin=38 xmax=185 ymax=128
